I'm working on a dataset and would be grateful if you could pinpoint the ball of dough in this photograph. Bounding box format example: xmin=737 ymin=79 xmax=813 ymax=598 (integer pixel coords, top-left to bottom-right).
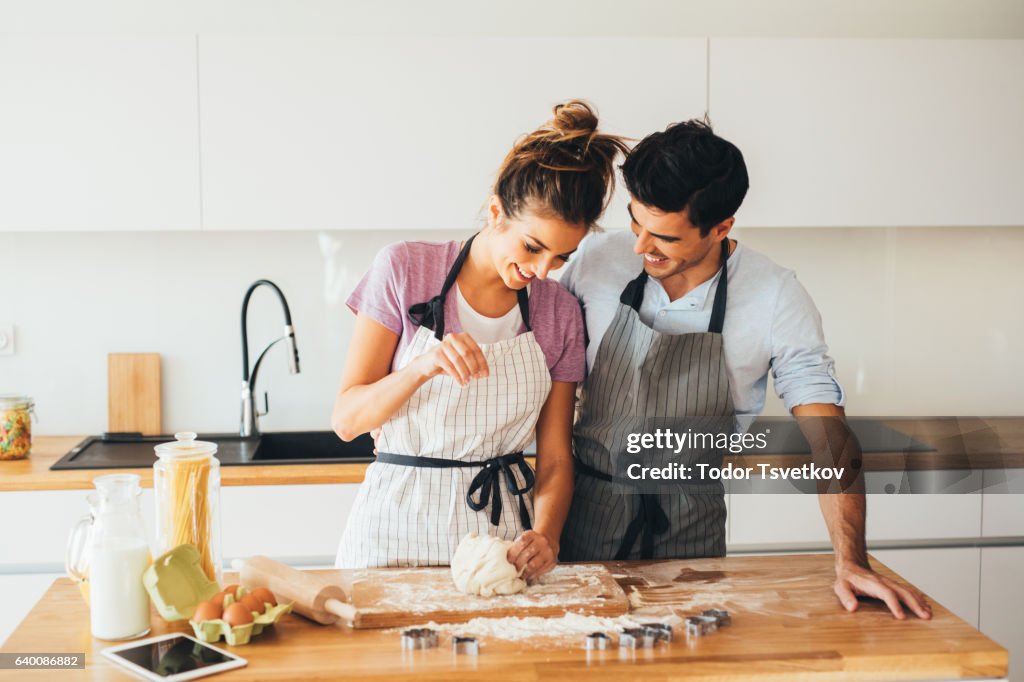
xmin=451 ymin=533 xmax=527 ymax=597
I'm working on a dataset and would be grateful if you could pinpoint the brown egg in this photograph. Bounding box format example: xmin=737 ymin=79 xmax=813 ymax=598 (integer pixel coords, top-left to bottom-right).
xmin=192 ymin=600 xmax=222 ymax=623
xmin=210 ymin=591 xmax=226 ymax=609
xmin=222 ymin=584 xmax=241 ymax=599
xmin=223 ymin=602 xmax=254 ymax=627
xmin=249 ymin=587 xmax=277 ymax=607
xmin=240 ymin=594 xmax=265 ymax=615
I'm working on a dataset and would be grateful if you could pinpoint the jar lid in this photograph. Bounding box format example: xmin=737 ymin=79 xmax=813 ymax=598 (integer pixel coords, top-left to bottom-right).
xmin=154 ymin=431 xmax=218 ymax=459
xmin=0 ymin=394 xmax=33 ymax=410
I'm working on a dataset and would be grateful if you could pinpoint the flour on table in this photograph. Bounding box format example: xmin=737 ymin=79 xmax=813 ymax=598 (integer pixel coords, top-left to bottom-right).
xmin=400 ymin=612 xmax=673 ymax=642
xmin=357 ymin=564 xmax=614 ymax=615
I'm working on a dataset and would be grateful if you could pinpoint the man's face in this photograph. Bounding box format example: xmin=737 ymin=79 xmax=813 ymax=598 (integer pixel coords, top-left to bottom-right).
xmin=628 ymin=201 xmax=724 ymax=282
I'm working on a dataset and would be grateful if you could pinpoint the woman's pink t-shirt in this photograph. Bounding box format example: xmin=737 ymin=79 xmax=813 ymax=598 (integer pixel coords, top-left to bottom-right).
xmin=347 ymin=240 xmax=585 ymax=383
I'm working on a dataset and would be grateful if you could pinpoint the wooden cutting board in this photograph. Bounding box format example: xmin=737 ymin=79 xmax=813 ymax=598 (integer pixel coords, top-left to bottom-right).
xmin=347 ymin=563 xmax=628 ymax=629
xmin=107 ymin=352 xmax=161 ymax=435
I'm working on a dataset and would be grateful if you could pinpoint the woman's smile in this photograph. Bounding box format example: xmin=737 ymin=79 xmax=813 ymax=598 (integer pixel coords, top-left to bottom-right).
xmin=513 ymin=263 xmax=535 ymax=282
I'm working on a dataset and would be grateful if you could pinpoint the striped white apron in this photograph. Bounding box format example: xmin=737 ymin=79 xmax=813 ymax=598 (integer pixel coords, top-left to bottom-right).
xmin=336 ymin=236 xmax=552 ymax=568
xmin=560 ymin=239 xmax=735 ymax=560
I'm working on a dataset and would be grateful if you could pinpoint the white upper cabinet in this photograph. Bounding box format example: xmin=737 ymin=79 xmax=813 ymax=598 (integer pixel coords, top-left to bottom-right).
xmin=198 ymin=37 xmax=707 ymax=230
xmin=709 ymin=39 xmax=1024 ymax=228
xmin=0 ymin=36 xmax=201 ymax=231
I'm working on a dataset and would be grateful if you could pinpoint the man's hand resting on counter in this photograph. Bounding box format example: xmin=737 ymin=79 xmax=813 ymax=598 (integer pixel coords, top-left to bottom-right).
xmin=834 ymin=560 xmax=932 ymax=620
xmin=794 ymin=403 xmax=933 ymax=621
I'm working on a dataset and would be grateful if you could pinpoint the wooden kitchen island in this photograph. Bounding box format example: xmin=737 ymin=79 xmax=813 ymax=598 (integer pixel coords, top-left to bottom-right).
xmin=0 ymin=554 xmax=1008 ymax=681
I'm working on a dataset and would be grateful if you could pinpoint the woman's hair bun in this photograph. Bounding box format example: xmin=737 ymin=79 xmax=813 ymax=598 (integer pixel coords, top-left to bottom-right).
xmin=550 ymin=100 xmax=599 ymax=137
xmin=515 ymin=100 xmax=602 ymax=170
xmin=493 ymin=99 xmax=629 ymax=228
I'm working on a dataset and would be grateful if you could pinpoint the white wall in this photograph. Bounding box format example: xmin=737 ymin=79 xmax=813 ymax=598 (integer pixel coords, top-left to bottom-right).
xmin=2 ymin=0 xmax=1022 ymax=433
xmin=1 ymin=0 xmax=1022 ymax=38
xmin=1 ymin=224 xmax=1022 ymax=435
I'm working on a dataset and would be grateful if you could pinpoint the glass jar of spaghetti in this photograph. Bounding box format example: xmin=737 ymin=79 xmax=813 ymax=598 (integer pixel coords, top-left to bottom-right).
xmin=0 ymin=395 xmax=34 ymax=460
xmin=153 ymin=432 xmax=223 ymax=585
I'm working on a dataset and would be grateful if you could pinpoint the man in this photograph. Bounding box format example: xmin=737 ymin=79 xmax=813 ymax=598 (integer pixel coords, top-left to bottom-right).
xmin=558 ymin=119 xmax=931 ymax=620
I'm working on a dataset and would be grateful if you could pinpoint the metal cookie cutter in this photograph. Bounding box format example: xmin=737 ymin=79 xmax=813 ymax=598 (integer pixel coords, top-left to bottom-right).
xmin=401 ymin=628 xmax=439 ymax=650
xmin=584 ymin=632 xmax=612 ymax=650
xmin=702 ymin=609 xmax=732 ymax=627
xmin=619 ymin=627 xmax=657 ymax=649
xmin=684 ymin=615 xmax=719 ymax=637
xmin=452 ymin=636 xmax=479 ymax=655
xmin=640 ymin=622 xmax=674 ymax=643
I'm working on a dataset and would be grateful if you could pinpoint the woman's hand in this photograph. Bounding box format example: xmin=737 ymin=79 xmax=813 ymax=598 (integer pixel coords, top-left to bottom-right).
xmin=409 ymin=332 xmax=489 ymax=386
xmin=507 ymin=530 xmax=559 ymax=580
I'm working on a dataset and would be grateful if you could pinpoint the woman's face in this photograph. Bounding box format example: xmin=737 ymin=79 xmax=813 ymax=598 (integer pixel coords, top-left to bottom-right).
xmin=486 ymin=197 xmax=588 ymax=290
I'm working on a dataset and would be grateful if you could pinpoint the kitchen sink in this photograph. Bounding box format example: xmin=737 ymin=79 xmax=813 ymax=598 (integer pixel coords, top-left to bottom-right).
xmin=251 ymin=431 xmax=373 ymax=462
xmin=49 ymin=431 xmax=375 ymax=470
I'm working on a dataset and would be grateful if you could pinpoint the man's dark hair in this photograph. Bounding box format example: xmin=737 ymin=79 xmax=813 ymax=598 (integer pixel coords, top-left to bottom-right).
xmin=621 ymin=119 xmax=749 ymax=236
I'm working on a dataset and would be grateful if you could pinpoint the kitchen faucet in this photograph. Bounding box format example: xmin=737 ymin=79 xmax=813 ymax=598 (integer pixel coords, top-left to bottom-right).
xmin=240 ymin=279 xmax=300 ymax=437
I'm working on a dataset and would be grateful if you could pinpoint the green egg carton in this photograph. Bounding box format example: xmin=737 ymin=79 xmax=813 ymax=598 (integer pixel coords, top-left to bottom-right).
xmin=143 ymin=544 xmax=220 ymax=622
xmin=190 ymin=589 xmax=293 ymax=646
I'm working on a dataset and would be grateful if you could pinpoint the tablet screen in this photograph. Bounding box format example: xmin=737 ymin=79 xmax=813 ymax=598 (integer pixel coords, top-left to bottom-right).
xmin=108 ymin=635 xmax=238 ymax=677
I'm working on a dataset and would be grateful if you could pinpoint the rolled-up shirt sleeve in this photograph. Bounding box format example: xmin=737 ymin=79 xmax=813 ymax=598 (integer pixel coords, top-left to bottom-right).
xmin=769 ymin=272 xmax=846 ymax=411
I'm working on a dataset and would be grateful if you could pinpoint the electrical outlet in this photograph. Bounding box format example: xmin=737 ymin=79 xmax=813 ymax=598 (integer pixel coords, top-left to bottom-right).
xmin=0 ymin=324 xmax=14 ymax=356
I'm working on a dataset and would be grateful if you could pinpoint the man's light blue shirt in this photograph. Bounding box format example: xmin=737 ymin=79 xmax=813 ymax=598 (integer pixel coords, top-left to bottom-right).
xmin=559 ymin=230 xmax=845 ymax=419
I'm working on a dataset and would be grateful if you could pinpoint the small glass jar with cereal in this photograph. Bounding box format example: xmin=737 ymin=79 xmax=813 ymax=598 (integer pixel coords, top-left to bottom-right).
xmin=0 ymin=395 xmax=34 ymax=460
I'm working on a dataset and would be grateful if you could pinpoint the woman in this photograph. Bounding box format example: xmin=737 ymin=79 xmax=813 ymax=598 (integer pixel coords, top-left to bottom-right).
xmin=332 ymin=101 xmax=627 ymax=579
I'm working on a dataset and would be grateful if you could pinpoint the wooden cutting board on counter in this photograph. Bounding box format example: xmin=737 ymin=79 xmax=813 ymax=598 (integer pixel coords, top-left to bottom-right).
xmin=107 ymin=352 xmax=161 ymax=435
xmin=346 ymin=563 xmax=628 ymax=629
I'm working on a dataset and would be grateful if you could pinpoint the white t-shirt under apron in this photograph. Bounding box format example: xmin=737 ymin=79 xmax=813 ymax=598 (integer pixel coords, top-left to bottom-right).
xmin=455 ymin=284 xmax=526 ymax=344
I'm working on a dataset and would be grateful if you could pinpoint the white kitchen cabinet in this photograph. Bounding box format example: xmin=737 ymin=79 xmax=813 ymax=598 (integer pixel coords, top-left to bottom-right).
xmin=728 ymin=493 xmax=830 ymax=547
xmin=728 ymin=475 xmax=983 ymax=547
xmin=0 ymin=35 xmax=201 ymax=231
xmin=709 ymin=39 xmax=1024 ymax=228
xmin=198 ymin=36 xmax=706 ymax=230
xmin=980 ymin=547 xmax=1024 ymax=682
xmin=0 ymin=484 xmax=359 ymax=571
xmin=0 ymin=573 xmax=62 ymax=647
xmin=871 ymin=548 xmax=981 ymax=627
xmin=982 ymin=469 xmax=1024 ymax=537
xmin=220 ymin=484 xmax=358 ymax=563
xmin=0 ymin=488 xmax=155 ymax=569
xmin=863 ymin=493 xmax=982 ymax=543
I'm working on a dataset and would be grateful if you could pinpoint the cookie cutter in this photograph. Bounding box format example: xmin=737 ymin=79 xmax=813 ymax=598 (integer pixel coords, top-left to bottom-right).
xmin=584 ymin=632 xmax=612 ymax=650
xmin=400 ymin=628 xmax=438 ymax=650
xmin=619 ymin=627 xmax=657 ymax=649
xmin=702 ymin=609 xmax=731 ymax=627
xmin=452 ymin=636 xmax=479 ymax=655
xmin=640 ymin=622 xmax=674 ymax=643
xmin=684 ymin=615 xmax=720 ymax=637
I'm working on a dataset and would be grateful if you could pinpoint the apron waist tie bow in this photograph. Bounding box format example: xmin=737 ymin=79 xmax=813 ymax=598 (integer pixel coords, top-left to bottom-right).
xmin=376 ymin=452 xmax=534 ymax=530
xmin=573 ymin=457 xmax=669 ymax=560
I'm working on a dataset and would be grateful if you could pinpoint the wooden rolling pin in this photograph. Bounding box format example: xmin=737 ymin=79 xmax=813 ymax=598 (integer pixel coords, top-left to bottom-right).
xmin=234 ymin=556 xmax=358 ymax=626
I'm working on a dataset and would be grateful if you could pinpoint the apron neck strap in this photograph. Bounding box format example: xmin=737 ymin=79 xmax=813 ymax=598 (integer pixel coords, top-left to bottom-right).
xmin=517 ymin=288 xmax=532 ymax=333
xmin=619 ymin=238 xmax=732 ymax=334
xmin=408 ymin=234 xmax=532 ymax=340
xmin=707 ymin=239 xmax=730 ymax=334
xmin=619 ymin=270 xmax=649 ymax=312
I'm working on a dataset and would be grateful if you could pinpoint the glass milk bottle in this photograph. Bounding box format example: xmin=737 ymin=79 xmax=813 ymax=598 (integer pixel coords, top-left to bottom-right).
xmin=67 ymin=474 xmax=152 ymax=640
xmin=65 ymin=491 xmax=99 ymax=604
xmin=153 ymin=432 xmax=223 ymax=585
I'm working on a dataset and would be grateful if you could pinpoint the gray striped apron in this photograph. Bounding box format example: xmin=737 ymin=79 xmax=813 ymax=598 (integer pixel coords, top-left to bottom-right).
xmin=560 ymin=239 xmax=734 ymax=561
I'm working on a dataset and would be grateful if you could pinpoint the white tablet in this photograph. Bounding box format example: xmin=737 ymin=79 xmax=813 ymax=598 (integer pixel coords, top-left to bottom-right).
xmin=102 ymin=633 xmax=247 ymax=681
